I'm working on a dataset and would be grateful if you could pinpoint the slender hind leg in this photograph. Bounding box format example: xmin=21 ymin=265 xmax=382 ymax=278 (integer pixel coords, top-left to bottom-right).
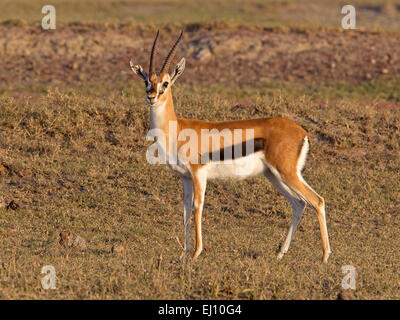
xmin=278 ymin=198 xmax=306 ymax=259
xmin=281 ymin=172 xmax=331 ymax=263
xmin=264 ymin=169 xmax=306 ymax=260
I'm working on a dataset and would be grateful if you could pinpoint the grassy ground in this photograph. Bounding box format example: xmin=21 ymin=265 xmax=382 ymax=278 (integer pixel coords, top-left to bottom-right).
xmin=0 ymin=0 xmax=400 ymax=300
xmin=0 ymin=80 xmax=399 ymax=299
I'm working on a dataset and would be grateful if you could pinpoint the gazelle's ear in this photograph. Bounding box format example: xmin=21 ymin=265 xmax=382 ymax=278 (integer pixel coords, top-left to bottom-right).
xmin=170 ymin=58 xmax=185 ymax=85
xmin=130 ymin=61 xmax=148 ymax=81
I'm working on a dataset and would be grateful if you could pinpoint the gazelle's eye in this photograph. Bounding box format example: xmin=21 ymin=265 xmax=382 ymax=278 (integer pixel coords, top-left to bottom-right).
xmin=163 ymin=81 xmax=169 ymax=88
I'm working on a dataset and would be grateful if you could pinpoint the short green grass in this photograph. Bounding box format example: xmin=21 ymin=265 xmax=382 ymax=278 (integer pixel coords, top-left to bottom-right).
xmin=204 ymin=77 xmax=400 ymax=104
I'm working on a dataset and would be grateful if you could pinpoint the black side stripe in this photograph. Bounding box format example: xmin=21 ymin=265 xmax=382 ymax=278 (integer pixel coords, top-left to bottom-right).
xmin=206 ymin=138 xmax=265 ymax=162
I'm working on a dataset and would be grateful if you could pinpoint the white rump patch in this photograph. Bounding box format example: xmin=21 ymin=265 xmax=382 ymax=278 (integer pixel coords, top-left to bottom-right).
xmin=296 ymin=136 xmax=319 ymax=206
xmin=297 ymin=136 xmax=309 ymax=175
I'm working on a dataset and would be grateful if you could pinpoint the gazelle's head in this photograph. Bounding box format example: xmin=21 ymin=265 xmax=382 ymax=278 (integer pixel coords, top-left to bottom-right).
xmin=130 ymin=30 xmax=185 ymax=106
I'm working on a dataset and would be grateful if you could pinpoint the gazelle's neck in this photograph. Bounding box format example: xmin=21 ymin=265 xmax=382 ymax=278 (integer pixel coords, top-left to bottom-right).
xmin=149 ymin=89 xmax=177 ymax=133
xmin=149 ymin=89 xmax=179 ymax=165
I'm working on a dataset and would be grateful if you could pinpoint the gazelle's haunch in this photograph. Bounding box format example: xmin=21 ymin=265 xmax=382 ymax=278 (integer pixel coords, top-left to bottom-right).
xmin=130 ymin=31 xmax=331 ymax=263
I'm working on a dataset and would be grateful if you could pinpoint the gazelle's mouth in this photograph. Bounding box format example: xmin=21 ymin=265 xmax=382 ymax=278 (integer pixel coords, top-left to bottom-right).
xmin=147 ymin=97 xmax=157 ymax=104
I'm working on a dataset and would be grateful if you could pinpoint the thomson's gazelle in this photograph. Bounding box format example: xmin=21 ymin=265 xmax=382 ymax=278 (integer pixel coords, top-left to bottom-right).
xmin=130 ymin=31 xmax=331 ymax=263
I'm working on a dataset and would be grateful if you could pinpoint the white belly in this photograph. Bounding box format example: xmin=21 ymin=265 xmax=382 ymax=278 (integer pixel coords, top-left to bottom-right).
xmin=205 ymin=151 xmax=266 ymax=180
xmin=165 ymin=149 xmax=266 ymax=180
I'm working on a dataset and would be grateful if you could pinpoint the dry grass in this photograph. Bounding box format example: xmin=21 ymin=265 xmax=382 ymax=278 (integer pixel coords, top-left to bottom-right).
xmin=0 ymin=81 xmax=399 ymax=299
xmin=2 ymin=0 xmax=400 ymax=31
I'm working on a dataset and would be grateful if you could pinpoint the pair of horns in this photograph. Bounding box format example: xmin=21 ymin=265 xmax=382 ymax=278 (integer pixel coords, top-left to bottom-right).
xmin=149 ymin=30 xmax=183 ymax=74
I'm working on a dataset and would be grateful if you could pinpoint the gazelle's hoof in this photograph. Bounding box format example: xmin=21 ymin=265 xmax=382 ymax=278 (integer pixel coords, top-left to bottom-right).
xmin=277 ymin=252 xmax=284 ymax=260
xmin=322 ymin=251 xmax=331 ymax=264
xmin=179 ymin=250 xmax=189 ymax=263
xmin=192 ymin=249 xmax=202 ymax=259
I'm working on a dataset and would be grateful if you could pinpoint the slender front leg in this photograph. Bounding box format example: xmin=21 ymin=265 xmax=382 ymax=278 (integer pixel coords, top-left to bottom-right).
xmin=179 ymin=176 xmax=194 ymax=262
xmin=192 ymin=171 xmax=207 ymax=259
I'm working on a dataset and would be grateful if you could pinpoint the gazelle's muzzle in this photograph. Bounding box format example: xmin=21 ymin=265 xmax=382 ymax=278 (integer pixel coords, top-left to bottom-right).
xmin=146 ymin=91 xmax=158 ymax=104
xmin=147 ymin=96 xmax=157 ymax=104
xmin=146 ymin=85 xmax=158 ymax=103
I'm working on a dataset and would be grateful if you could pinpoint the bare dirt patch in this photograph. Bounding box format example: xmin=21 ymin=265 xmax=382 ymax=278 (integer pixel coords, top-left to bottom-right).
xmin=1 ymin=25 xmax=400 ymax=89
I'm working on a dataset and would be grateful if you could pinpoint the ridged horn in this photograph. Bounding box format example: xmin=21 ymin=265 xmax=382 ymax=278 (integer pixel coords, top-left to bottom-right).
xmin=160 ymin=31 xmax=183 ymax=74
xmin=149 ymin=30 xmax=159 ymax=74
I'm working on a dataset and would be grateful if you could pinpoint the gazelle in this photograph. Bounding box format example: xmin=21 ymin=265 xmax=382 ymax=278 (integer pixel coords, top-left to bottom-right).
xmin=130 ymin=31 xmax=331 ymax=263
